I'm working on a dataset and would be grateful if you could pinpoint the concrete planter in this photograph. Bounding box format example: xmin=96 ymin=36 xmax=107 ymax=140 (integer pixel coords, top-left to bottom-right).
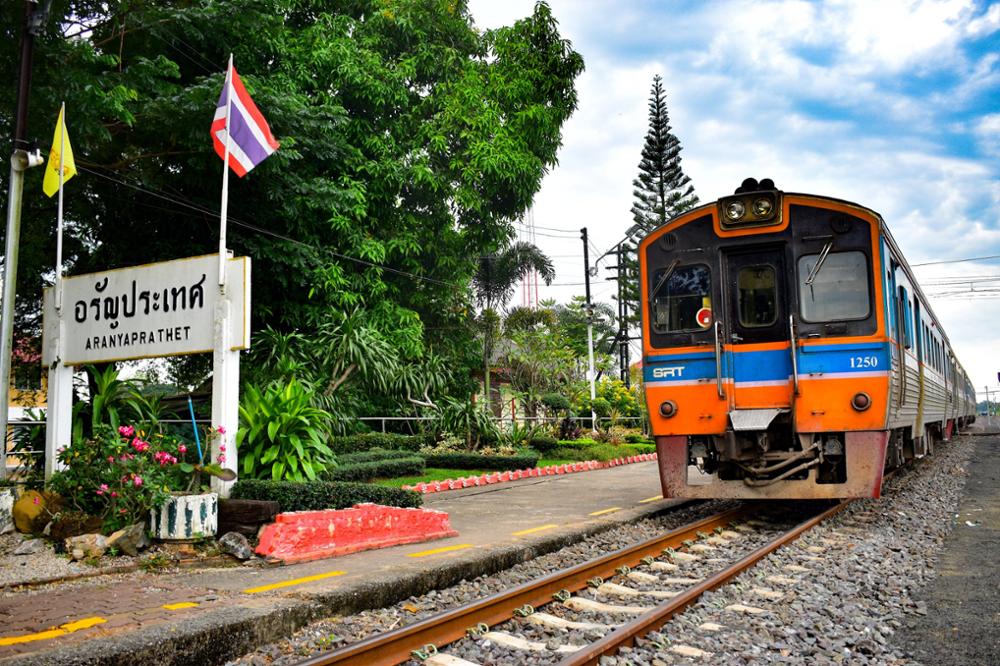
xmin=0 ymin=488 xmax=14 ymax=534
xmin=150 ymin=492 xmax=218 ymax=541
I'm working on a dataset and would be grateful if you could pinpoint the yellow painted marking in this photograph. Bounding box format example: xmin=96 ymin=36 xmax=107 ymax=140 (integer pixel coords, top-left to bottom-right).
xmin=639 ymin=495 xmax=663 ymax=503
xmin=512 ymin=524 xmax=558 ymax=537
xmin=589 ymin=507 xmax=622 ymax=516
xmin=407 ymin=544 xmax=473 ymax=558
xmin=162 ymin=602 xmax=200 ymax=610
xmin=0 ymin=616 xmax=106 ymax=646
xmin=242 ymin=570 xmax=345 ymax=594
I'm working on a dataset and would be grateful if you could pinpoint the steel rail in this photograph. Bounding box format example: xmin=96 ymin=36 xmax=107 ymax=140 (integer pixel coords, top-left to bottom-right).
xmin=557 ymin=499 xmax=851 ymax=666
xmin=294 ymin=505 xmax=753 ymax=666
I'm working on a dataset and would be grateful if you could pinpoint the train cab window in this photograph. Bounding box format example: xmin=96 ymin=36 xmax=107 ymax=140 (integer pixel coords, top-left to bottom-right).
xmin=737 ymin=265 xmax=777 ymax=327
xmin=797 ymin=251 xmax=870 ymax=322
xmin=651 ymin=264 xmax=711 ymax=333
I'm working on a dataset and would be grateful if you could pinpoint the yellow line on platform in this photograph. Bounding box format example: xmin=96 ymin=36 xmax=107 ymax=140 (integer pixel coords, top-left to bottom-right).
xmin=407 ymin=544 xmax=473 ymax=558
xmin=162 ymin=602 xmax=200 ymax=610
xmin=0 ymin=617 xmax=106 ymax=646
xmin=512 ymin=524 xmax=558 ymax=536
xmin=243 ymin=570 xmax=345 ymax=594
xmin=639 ymin=495 xmax=663 ymax=503
xmin=589 ymin=507 xmax=621 ymax=516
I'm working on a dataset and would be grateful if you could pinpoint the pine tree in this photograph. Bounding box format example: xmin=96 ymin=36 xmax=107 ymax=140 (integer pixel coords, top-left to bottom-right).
xmin=620 ymin=75 xmax=699 ymax=347
xmin=630 ymin=74 xmax=699 ymax=230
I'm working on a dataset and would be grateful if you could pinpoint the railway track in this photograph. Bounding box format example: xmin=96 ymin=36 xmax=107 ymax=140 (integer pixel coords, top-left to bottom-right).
xmin=293 ymin=500 xmax=851 ymax=666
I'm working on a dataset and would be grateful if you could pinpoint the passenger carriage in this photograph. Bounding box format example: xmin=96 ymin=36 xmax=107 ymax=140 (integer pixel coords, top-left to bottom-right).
xmin=640 ymin=178 xmax=977 ymax=499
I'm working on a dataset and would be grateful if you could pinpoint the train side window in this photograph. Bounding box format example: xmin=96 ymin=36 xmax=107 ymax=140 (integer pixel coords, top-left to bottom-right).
xmin=737 ymin=264 xmax=777 ymax=328
xmin=901 ymin=290 xmax=913 ymax=349
xmin=798 ymin=251 xmax=870 ymax=322
xmin=651 ymin=263 xmax=711 ymax=333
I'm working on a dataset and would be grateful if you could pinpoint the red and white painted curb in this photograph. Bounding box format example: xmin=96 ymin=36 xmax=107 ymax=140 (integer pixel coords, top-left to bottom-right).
xmin=255 ymin=503 xmax=458 ymax=564
xmin=403 ymin=452 xmax=658 ymax=494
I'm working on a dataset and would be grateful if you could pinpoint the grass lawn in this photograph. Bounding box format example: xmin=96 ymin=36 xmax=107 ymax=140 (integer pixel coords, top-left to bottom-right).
xmin=373 ymin=468 xmax=495 ymax=488
xmin=538 ymin=458 xmax=576 ymax=467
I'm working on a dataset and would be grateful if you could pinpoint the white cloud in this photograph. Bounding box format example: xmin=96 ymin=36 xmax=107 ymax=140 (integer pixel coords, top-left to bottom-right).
xmin=974 ymin=113 xmax=1000 ymax=156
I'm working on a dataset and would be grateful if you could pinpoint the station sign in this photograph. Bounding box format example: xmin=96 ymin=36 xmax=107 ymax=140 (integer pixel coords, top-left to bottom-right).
xmin=42 ymin=254 xmax=250 ymax=366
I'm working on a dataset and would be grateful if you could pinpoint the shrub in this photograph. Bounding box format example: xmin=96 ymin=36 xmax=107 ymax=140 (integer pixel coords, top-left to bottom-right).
xmin=322 ymin=457 xmax=425 ymax=483
xmin=625 ymin=433 xmax=653 ymax=445
xmin=541 ymin=393 xmax=571 ymax=412
xmin=549 ymin=442 xmax=655 ymax=462
xmin=237 ymin=378 xmax=335 ymax=482
xmin=421 ymin=452 xmax=539 ymax=471
xmin=231 ymin=479 xmax=422 ymax=512
xmin=337 ymin=448 xmax=421 ymax=465
xmin=529 ymin=434 xmax=559 ymax=454
xmin=329 ymin=433 xmax=433 ymax=455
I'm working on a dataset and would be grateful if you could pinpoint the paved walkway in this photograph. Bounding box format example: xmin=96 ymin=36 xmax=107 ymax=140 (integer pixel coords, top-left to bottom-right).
xmin=896 ymin=424 xmax=1000 ymax=664
xmin=0 ymin=461 xmax=675 ymax=665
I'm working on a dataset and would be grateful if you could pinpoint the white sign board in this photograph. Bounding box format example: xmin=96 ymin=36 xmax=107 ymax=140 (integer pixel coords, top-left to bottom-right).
xmin=42 ymin=254 xmax=250 ymax=366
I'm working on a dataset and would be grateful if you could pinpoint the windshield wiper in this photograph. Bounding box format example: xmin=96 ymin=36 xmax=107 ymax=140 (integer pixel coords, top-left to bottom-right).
xmin=650 ymin=259 xmax=680 ymax=300
xmin=805 ymin=241 xmax=833 ymax=286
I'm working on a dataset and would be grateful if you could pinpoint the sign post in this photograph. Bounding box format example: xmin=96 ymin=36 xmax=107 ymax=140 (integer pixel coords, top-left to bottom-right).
xmin=42 ymin=253 xmax=250 ymax=496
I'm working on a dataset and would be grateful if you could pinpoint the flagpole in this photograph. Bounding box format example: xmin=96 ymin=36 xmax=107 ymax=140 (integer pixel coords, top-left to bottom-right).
xmin=218 ymin=53 xmax=233 ymax=291
xmin=54 ymin=101 xmax=65 ymax=312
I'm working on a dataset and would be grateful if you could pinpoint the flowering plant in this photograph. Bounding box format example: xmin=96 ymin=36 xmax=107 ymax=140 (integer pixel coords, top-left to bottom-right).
xmin=49 ymin=424 xmax=235 ymax=533
xmin=172 ymin=425 xmax=236 ymax=492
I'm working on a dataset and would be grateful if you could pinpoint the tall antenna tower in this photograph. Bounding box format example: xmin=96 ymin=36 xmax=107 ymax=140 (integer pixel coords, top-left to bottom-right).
xmin=520 ymin=207 xmax=539 ymax=308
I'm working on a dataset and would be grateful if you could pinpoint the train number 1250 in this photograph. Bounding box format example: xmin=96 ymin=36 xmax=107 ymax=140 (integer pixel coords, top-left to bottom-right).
xmin=849 ymin=355 xmax=879 ymax=369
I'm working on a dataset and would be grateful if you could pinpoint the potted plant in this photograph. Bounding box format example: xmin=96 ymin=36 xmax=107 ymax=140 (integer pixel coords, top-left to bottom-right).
xmin=149 ymin=425 xmax=236 ymax=541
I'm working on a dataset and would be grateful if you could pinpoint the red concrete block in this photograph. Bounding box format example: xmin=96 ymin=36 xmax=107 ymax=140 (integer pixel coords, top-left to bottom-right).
xmin=256 ymin=504 xmax=459 ymax=564
xmin=499 ymin=471 xmax=510 ymax=482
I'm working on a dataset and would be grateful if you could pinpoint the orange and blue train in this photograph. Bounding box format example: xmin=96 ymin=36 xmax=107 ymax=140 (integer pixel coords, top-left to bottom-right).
xmin=639 ymin=178 xmax=977 ymax=499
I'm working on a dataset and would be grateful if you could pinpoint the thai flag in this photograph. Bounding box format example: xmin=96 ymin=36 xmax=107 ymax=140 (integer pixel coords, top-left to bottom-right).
xmin=211 ymin=63 xmax=279 ymax=177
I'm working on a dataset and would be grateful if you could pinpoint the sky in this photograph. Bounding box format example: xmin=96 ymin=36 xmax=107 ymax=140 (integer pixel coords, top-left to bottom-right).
xmin=468 ymin=0 xmax=1000 ymax=397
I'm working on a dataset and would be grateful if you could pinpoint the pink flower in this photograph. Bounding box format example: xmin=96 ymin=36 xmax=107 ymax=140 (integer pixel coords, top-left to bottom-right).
xmin=178 ymin=444 xmax=187 ymax=454
xmin=32 ymin=496 xmax=40 ymax=505
xmin=217 ymin=454 xmax=226 ymax=464
xmin=133 ymin=476 xmax=143 ymax=487
xmin=96 ymin=483 xmax=109 ymax=496
xmin=107 ymin=456 xmax=115 ymax=464
xmin=110 ymin=491 xmax=118 ymax=498
xmin=131 ymin=437 xmax=150 ymax=453
xmin=118 ymin=425 xmax=135 ymax=438
xmin=217 ymin=426 xmax=226 ymax=435
xmin=219 ymin=444 xmax=226 ymax=452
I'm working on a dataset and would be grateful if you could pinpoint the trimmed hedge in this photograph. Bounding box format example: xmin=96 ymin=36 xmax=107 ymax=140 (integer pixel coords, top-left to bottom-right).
xmin=625 ymin=434 xmax=654 ymax=445
xmin=528 ymin=435 xmax=559 ymax=454
xmin=231 ymin=479 xmax=422 ymax=512
xmin=337 ymin=448 xmax=422 ymax=465
xmin=323 ymin=456 xmax=426 ymax=483
xmin=421 ymin=452 xmax=539 ymax=471
xmin=549 ymin=442 xmax=656 ymax=462
xmin=329 ymin=432 xmax=433 ymax=455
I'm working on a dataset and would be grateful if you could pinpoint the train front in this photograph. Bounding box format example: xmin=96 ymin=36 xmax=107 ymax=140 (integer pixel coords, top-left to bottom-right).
xmin=640 ymin=179 xmax=889 ymax=499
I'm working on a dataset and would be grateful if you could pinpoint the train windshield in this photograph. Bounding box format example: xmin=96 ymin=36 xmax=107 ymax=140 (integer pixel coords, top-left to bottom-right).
xmin=651 ymin=264 xmax=711 ymax=332
xmin=797 ymin=250 xmax=870 ymax=321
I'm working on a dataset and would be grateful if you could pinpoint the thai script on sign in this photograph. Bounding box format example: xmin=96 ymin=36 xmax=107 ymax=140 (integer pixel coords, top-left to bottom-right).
xmin=74 ymin=274 xmax=207 ymax=329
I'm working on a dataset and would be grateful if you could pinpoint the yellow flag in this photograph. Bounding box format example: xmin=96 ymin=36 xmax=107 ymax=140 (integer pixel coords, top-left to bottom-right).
xmin=43 ymin=106 xmax=76 ymax=197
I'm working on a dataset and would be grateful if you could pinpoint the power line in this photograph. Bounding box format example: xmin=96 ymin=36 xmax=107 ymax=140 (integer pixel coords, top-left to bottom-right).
xmin=912 ymin=254 xmax=1000 ymax=267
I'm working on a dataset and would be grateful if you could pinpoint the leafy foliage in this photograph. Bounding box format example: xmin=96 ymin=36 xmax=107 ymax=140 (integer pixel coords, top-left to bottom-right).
xmin=421 ymin=452 xmax=539 ymax=471
xmin=328 ymin=432 xmax=433 ymax=455
xmin=322 ymin=456 xmax=425 ymax=483
xmin=231 ymin=478 xmax=421 ymax=512
xmin=1 ymin=1 xmax=584 ymax=407
xmin=236 ymin=378 xmax=335 ymax=481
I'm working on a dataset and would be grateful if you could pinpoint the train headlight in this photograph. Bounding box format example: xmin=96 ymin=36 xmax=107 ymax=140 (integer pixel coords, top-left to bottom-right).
xmin=724 ymin=201 xmax=745 ymax=221
xmin=851 ymin=392 xmax=871 ymax=412
xmin=659 ymin=400 xmax=678 ymax=418
xmin=752 ymin=197 xmax=773 ymax=216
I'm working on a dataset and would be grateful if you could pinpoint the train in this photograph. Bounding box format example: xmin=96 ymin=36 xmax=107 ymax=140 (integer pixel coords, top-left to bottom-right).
xmin=639 ymin=178 xmax=977 ymax=499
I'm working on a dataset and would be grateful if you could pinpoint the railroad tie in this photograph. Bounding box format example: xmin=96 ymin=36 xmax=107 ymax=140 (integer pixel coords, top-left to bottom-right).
xmin=526 ymin=612 xmax=611 ymax=632
xmin=752 ymin=587 xmax=786 ymax=601
xmin=482 ymin=631 xmax=581 ymax=654
xmin=648 ymin=561 xmax=680 ymax=572
xmin=784 ymin=564 xmax=810 ymax=573
xmin=425 ymin=655 xmax=482 ymax=666
xmin=657 ymin=576 xmax=704 ymax=585
xmin=765 ymin=575 xmax=799 ymax=586
xmin=725 ymin=603 xmax=767 ymax=615
xmin=597 ymin=582 xmax=678 ymax=599
xmin=698 ymin=622 xmax=725 ymax=632
xmin=671 ymin=645 xmax=713 ymax=659
xmin=563 ymin=596 xmax=650 ymax=614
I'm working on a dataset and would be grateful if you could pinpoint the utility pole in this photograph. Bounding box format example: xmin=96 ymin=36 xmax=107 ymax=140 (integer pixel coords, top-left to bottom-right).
xmin=618 ymin=243 xmax=630 ymax=387
xmin=581 ymin=228 xmax=597 ymax=431
xmin=0 ymin=1 xmax=48 ymax=478
xmin=987 ymin=386 xmax=993 ymax=428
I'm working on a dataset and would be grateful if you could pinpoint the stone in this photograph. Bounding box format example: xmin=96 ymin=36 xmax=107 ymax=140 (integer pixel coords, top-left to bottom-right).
xmin=48 ymin=512 xmax=104 ymax=540
xmin=218 ymin=531 xmax=253 ymax=560
xmin=0 ymin=488 xmax=14 ymax=534
xmin=12 ymin=538 xmax=47 ymax=556
xmin=13 ymin=490 xmax=51 ymax=534
xmin=65 ymin=533 xmax=107 ymax=560
xmin=107 ymin=523 xmax=150 ymax=557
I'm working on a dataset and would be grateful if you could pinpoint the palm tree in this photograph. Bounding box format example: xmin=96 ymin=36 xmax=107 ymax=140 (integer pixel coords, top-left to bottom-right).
xmin=472 ymin=241 xmax=556 ymax=405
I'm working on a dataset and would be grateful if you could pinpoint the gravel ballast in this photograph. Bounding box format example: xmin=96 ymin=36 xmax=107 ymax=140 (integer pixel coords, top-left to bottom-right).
xmin=228 ymin=435 xmax=977 ymax=665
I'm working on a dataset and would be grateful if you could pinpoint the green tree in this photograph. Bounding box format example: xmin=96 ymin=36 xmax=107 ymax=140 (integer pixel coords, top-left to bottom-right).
xmin=622 ymin=74 xmax=698 ymax=328
xmin=472 ymin=241 xmax=555 ymax=402
xmin=0 ymin=1 xmax=584 ymax=411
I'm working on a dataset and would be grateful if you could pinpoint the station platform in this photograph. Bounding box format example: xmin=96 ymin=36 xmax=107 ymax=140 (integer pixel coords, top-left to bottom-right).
xmin=0 ymin=460 xmax=674 ymax=665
